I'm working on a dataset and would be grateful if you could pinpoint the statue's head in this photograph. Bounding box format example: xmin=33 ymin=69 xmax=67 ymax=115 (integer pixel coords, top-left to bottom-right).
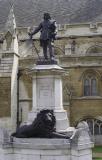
xmin=44 ymin=13 xmax=51 ymax=20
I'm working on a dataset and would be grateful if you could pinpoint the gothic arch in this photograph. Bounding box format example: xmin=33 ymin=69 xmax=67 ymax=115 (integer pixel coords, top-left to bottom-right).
xmin=79 ymin=69 xmax=102 ymax=81
xmin=79 ymin=69 xmax=101 ymax=96
xmin=77 ymin=117 xmax=102 ymax=135
xmin=75 ymin=115 xmax=94 ymax=127
xmin=86 ymin=45 xmax=102 ymax=54
xmin=54 ymin=45 xmax=65 ymax=55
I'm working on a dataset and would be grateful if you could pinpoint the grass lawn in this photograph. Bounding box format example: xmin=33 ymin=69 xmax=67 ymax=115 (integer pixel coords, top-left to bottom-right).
xmin=93 ymin=146 xmax=102 ymax=153
xmin=93 ymin=158 xmax=102 ymax=160
xmin=93 ymin=146 xmax=102 ymax=160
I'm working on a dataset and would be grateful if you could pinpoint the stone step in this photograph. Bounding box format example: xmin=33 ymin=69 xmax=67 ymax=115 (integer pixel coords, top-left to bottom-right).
xmin=1 ymin=61 xmax=13 ymax=64
xmin=0 ymin=66 xmax=12 ymax=70
xmin=93 ymin=152 xmax=102 ymax=158
xmin=0 ymin=57 xmax=13 ymax=73
xmin=1 ymin=59 xmax=13 ymax=64
xmin=0 ymin=67 xmax=12 ymax=71
xmin=0 ymin=64 xmax=12 ymax=67
xmin=0 ymin=69 xmax=12 ymax=73
xmin=0 ymin=61 xmax=13 ymax=65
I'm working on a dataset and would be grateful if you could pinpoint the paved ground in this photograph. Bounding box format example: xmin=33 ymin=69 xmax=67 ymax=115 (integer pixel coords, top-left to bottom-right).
xmin=93 ymin=152 xmax=102 ymax=158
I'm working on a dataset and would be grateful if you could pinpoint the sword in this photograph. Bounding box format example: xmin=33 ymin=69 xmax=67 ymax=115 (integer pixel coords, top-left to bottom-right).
xmin=27 ymin=34 xmax=41 ymax=61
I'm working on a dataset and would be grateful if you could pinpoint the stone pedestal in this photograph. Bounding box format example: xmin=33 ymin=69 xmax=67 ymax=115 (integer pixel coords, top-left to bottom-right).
xmin=28 ymin=64 xmax=69 ymax=132
xmin=0 ymin=123 xmax=94 ymax=160
xmin=0 ymin=139 xmax=93 ymax=160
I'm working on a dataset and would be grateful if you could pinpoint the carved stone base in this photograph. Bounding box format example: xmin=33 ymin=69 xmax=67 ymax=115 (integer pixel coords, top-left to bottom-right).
xmin=28 ymin=64 xmax=69 ymax=132
xmin=36 ymin=59 xmax=57 ymax=65
xmin=0 ymin=125 xmax=94 ymax=160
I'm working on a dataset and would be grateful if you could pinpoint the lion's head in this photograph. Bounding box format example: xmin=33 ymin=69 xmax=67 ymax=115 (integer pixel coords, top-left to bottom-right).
xmin=34 ymin=109 xmax=56 ymax=131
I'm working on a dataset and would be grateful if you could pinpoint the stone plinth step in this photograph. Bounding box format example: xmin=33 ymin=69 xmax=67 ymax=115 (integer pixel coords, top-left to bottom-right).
xmin=0 ymin=70 xmax=12 ymax=73
xmin=1 ymin=59 xmax=13 ymax=64
xmin=0 ymin=65 xmax=12 ymax=69
xmin=0 ymin=57 xmax=13 ymax=74
xmin=0 ymin=63 xmax=12 ymax=66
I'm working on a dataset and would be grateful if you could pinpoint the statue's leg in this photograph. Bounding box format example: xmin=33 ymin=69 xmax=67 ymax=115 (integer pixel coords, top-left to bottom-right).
xmin=48 ymin=40 xmax=55 ymax=59
xmin=43 ymin=41 xmax=48 ymax=60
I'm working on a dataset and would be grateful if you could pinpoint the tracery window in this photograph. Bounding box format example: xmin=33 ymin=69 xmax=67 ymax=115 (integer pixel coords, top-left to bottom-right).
xmin=84 ymin=75 xmax=97 ymax=96
xmin=85 ymin=119 xmax=102 ymax=135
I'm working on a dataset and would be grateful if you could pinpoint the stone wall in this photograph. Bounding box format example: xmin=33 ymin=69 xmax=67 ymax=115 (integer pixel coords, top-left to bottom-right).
xmin=0 ymin=77 xmax=11 ymax=117
xmin=70 ymin=98 xmax=102 ymax=125
xmin=61 ymin=58 xmax=102 ymax=125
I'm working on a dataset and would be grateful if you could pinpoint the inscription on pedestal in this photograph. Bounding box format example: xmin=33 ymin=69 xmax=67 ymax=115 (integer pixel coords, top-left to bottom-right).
xmin=39 ymin=86 xmax=52 ymax=98
xmin=37 ymin=78 xmax=54 ymax=109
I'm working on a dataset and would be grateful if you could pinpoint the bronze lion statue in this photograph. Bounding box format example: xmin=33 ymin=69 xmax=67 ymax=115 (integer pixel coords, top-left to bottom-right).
xmin=11 ymin=109 xmax=69 ymax=139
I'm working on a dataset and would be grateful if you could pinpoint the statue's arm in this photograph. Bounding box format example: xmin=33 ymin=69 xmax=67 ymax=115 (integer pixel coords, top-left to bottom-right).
xmin=31 ymin=23 xmax=42 ymax=36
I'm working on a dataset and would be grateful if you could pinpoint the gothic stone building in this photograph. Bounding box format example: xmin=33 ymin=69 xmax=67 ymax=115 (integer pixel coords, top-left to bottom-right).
xmin=0 ymin=3 xmax=102 ymax=144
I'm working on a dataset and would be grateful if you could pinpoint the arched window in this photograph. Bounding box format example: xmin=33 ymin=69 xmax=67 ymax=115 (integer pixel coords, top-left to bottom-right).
xmin=80 ymin=119 xmax=102 ymax=135
xmin=91 ymin=78 xmax=97 ymax=95
xmin=100 ymin=124 xmax=102 ymax=134
xmin=84 ymin=75 xmax=97 ymax=96
xmin=94 ymin=124 xmax=99 ymax=135
xmin=84 ymin=78 xmax=90 ymax=96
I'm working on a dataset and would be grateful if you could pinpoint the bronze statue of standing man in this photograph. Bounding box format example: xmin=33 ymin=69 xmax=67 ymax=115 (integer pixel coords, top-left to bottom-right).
xmin=28 ymin=13 xmax=57 ymax=61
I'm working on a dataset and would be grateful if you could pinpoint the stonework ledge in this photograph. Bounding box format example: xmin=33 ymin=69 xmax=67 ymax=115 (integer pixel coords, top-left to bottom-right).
xmin=31 ymin=64 xmax=63 ymax=71
xmin=29 ymin=64 xmax=66 ymax=75
xmin=9 ymin=138 xmax=70 ymax=149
